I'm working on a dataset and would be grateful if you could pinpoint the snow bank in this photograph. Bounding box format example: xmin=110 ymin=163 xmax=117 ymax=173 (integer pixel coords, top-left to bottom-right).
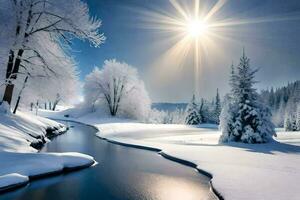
xmin=94 ymin=123 xmax=300 ymax=200
xmin=0 ymin=150 xmax=95 ymax=191
xmin=0 ymin=110 xmax=95 ymax=193
xmin=276 ymin=131 xmax=300 ymax=146
xmin=0 ymin=174 xmax=28 ymax=190
xmin=40 ymin=109 xmax=300 ymax=200
xmin=0 ymin=110 xmax=66 ymax=152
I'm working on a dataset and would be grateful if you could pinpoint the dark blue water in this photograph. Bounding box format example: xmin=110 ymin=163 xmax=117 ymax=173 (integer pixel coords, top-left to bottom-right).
xmin=0 ymin=122 xmax=216 ymax=200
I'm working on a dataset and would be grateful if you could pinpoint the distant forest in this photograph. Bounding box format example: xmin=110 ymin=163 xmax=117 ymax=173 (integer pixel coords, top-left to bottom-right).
xmin=260 ymin=80 xmax=300 ymax=130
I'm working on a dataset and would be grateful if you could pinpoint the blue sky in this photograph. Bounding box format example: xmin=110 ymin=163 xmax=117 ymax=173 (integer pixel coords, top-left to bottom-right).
xmin=72 ymin=0 xmax=300 ymax=102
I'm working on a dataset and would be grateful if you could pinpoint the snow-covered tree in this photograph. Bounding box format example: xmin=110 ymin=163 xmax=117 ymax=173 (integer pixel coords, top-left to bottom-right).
xmin=220 ymin=50 xmax=275 ymax=143
xmin=0 ymin=0 xmax=105 ymax=111
xmin=297 ymin=104 xmax=300 ymax=131
xmin=219 ymin=94 xmax=236 ymax=141
xmin=260 ymin=80 xmax=300 ymax=128
xmin=169 ymin=108 xmax=186 ymax=124
xmin=284 ymin=86 xmax=300 ymax=131
xmin=198 ymin=98 xmax=205 ymax=123
xmin=84 ymin=59 xmax=151 ymax=120
xmin=212 ymin=88 xmax=222 ymax=124
xmin=148 ymin=108 xmax=186 ymax=124
xmin=185 ymin=94 xmax=201 ymax=125
xmin=16 ymin=54 xmax=80 ymax=112
xmin=198 ymin=98 xmax=217 ymax=124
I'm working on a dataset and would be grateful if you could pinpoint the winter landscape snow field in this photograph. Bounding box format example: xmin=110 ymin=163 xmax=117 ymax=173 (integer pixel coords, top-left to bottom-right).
xmin=0 ymin=0 xmax=300 ymax=199
xmin=39 ymin=110 xmax=300 ymax=200
xmin=0 ymin=110 xmax=95 ymax=192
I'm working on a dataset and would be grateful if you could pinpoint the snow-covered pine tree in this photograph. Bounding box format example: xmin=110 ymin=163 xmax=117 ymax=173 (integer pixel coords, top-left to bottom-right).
xmin=219 ymin=94 xmax=236 ymax=141
xmin=297 ymin=104 xmax=300 ymax=131
xmin=198 ymin=98 xmax=204 ymax=123
xmin=259 ymin=80 xmax=300 ymax=127
xmin=219 ymin=63 xmax=238 ymax=142
xmin=199 ymin=98 xmax=211 ymax=123
xmin=284 ymin=85 xmax=300 ymax=131
xmin=220 ymin=50 xmax=275 ymax=143
xmin=185 ymin=94 xmax=201 ymax=125
xmin=213 ymin=88 xmax=222 ymax=124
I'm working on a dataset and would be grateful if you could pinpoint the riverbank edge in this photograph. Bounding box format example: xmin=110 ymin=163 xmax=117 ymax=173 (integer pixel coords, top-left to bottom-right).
xmin=0 ymin=160 xmax=95 ymax=194
xmin=53 ymin=117 xmax=224 ymax=200
xmin=99 ymin=136 xmax=224 ymax=200
xmin=0 ymin=122 xmax=96 ymax=194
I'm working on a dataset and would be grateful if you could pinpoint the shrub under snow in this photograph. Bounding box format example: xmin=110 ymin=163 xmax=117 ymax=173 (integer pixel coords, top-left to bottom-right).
xmin=148 ymin=108 xmax=186 ymax=124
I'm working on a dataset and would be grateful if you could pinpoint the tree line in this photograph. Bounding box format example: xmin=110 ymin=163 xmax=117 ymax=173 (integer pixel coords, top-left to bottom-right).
xmin=185 ymin=89 xmax=221 ymax=125
xmin=260 ymin=80 xmax=300 ymax=131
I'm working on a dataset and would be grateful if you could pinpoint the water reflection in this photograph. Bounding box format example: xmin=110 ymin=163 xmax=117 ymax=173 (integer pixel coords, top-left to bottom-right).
xmin=0 ymin=122 xmax=216 ymax=200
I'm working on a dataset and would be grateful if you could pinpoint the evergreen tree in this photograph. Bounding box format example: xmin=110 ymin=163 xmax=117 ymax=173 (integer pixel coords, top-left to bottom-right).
xmin=269 ymin=87 xmax=275 ymax=109
xmin=284 ymin=85 xmax=300 ymax=131
xmin=199 ymin=98 xmax=204 ymax=122
xmin=220 ymin=50 xmax=275 ymax=143
xmin=260 ymin=80 xmax=300 ymax=128
xmin=220 ymin=64 xmax=238 ymax=142
xmin=296 ymin=104 xmax=300 ymax=130
xmin=199 ymin=98 xmax=211 ymax=123
xmin=185 ymin=94 xmax=201 ymax=125
xmin=213 ymin=88 xmax=222 ymax=124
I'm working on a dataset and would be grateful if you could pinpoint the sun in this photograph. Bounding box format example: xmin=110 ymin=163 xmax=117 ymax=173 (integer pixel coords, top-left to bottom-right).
xmin=186 ymin=19 xmax=209 ymax=38
xmin=142 ymin=0 xmax=295 ymax=97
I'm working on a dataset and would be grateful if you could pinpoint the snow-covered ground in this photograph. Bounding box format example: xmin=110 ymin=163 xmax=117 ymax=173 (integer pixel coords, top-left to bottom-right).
xmin=40 ymin=109 xmax=300 ymax=200
xmin=0 ymin=108 xmax=95 ymax=192
xmin=0 ymin=110 xmax=66 ymax=152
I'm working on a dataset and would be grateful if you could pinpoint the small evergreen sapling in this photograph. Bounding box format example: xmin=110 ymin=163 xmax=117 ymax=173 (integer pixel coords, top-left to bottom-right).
xmin=185 ymin=94 xmax=201 ymax=125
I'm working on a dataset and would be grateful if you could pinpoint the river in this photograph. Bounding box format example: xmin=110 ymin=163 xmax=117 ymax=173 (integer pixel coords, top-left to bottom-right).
xmin=0 ymin=121 xmax=216 ymax=200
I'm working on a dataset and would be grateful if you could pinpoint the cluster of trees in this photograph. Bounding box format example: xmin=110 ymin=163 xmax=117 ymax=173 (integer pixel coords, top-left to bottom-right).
xmin=83 ymin=59 xmax=151 ymax=120
xmin=0 ymin=0 xmax=104 ymax=113
xmin=185 ymin=89 xmax=221 ymax=125
xmin=219 ymin=50 xmax=275 ymax=143
xmin=260 ymin=81 xmax=300 ymax=131
xmin=148 ymin=108 xmax=186 ymax=124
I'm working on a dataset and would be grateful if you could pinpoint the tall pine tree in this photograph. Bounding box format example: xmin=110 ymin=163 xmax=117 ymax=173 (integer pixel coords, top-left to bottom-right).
xmin=220 ymin=50 xmax=275 ymax=143
xmin=213 ymin=88 xmax=222 ymax=124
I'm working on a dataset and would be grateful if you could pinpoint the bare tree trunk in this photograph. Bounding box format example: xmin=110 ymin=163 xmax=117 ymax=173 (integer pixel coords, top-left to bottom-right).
xmin=115 ymin=84 xmax=124 ymax=116
xmin=3 ymin=2 xmax=32 ymax=105
xmin=13 ymin=76 xmax=29 ymax=114
xmin=52 ymin=102 xmax=59 ymax=111
xmin=2 ymin=50 xmax=15 ymax=104
xmin=112 ymin=78 xmax=117 ymax=115
xmin=35 ymin=100 xmax=39 ymax=115
xmin=2 ymin=49 xmax=24 ymax=105
xmin=52 ymin=94 xmax=61 ymax=111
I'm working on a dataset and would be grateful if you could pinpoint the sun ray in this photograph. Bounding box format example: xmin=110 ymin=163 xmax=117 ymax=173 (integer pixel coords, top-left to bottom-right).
xmin=170 ymin=0 xmax=189 ymax=21
xmin=204 ymin=0 xmax=227 ymax=21
xmin=194 ymin=0 xmax=200 ymax=19
xmin=137 ymin=0 xmax=300 ymax=97
xmin=210 ymin=14 xmax=300 ymax=28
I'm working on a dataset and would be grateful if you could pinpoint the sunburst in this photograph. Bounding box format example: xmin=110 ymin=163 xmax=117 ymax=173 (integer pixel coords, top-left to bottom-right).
xmin=139 ymin=0 xmax=300 ymax=97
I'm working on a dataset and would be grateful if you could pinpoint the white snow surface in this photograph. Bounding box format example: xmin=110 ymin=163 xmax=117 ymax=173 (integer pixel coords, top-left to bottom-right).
xmin=0 ymin=152 xmax=94 ymax=188
xmin=0 ymin=110 xmax=66 ymax=152
xmin=0 ymin=110 xmax=95 ymax=190
xmin=41 ymin=109 xmax=300 ymax=200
